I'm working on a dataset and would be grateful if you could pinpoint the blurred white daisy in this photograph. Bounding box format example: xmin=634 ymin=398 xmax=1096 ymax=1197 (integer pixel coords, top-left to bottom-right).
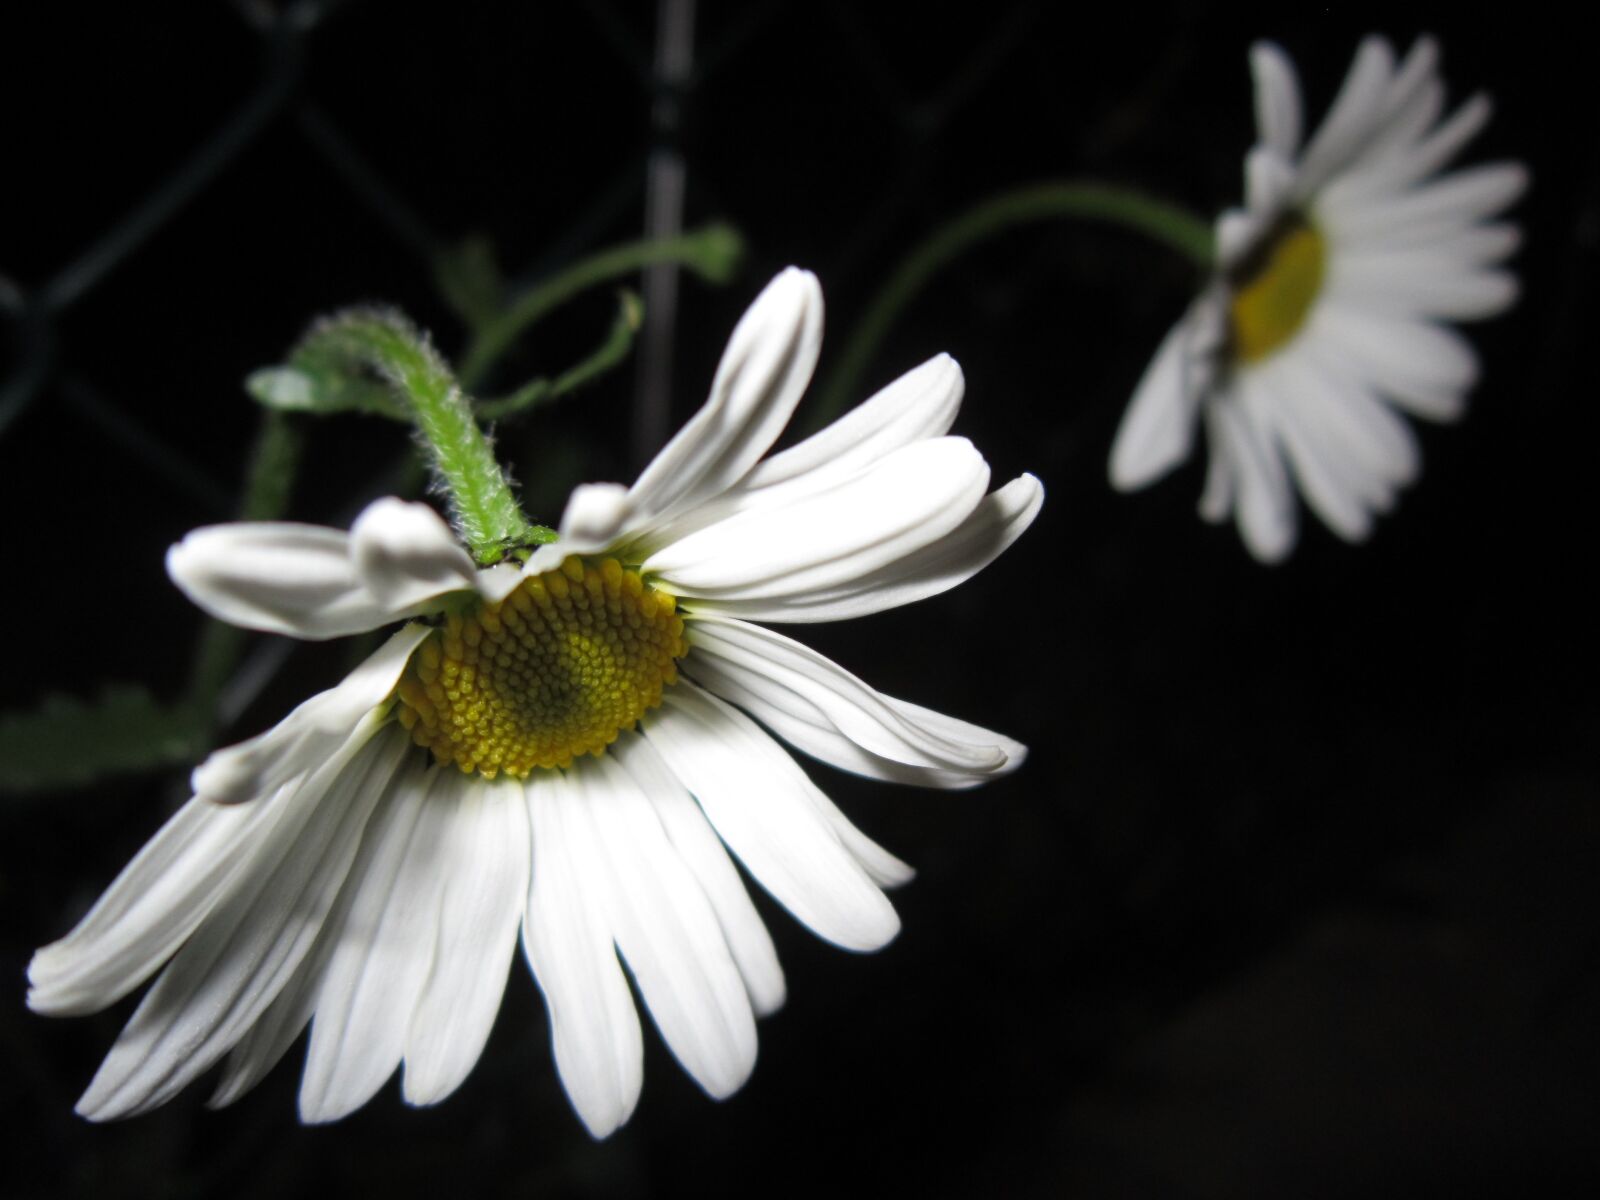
xmin=1109 ymin=35 xmax=1526 ymax=561
xmin=29 ymin=268 xmax=1042 ymax=1134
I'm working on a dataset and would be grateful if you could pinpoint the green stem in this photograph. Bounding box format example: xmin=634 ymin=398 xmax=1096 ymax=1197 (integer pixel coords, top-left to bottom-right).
xmin=477 ymin=290 xmax=644 ymax=422
xmin=458 ymin=222 xmax=743 ymax=389
xmin=811 ymin=181 xmax=1214 ymax=427
xmin=183 ymin=410 xmax=303 ymax=723
xmin=301 ymin=310 xmax=531 ymax=562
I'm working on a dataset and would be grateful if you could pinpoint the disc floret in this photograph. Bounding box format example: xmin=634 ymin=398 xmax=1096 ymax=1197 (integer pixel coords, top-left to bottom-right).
xmin=395 ymin=557 xmax=687 ymax=777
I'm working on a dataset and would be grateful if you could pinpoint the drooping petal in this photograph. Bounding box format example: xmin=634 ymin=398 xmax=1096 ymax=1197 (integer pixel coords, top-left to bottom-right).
xmin=611 ymin=734 xmax=786 ymax=1016
xmin=167 ymin=502 xmax=473 ymax=641
xmin=29 ymin=794 xmax=275 ymax=1017
xmin=644 ymin=685 xmax=900 ymax=952
xmin=349 ymin=497 xmax=479 ymax=611
xmin=75 ymin=718 xmax=407 ymax=1121
xmin=682 ymin=472 xmax=1042 ymax=625
xmin=638 ymin=353 xmax=966 ymax=553
xmin=403 ymin=775 xmax=532 ymax=1107
xmin=576 ymin=753 xmax=758 ymax=1101
xmin=190 ymin=623 xmax=429 ymax=806
xmin=647 ymin=436 xmax=989 ymax=603
xmin=684 ymin=614 xmax=1021 ymax=783
xmin=1110 ymin=304 xmax=1211 ymax=490
xmin=522 ymin=769 xmax=643 ymax=1139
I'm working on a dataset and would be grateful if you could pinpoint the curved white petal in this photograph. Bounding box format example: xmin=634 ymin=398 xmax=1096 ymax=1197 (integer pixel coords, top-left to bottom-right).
xmin=577 ymin=753 xmax=758 ymax=1101
xmin=30 ymin=794 xmax=274 ymax=1017
xmin=190 ymin=623 xmax=429 ymax=806
xmin=685 ymin=472 xmax=1041 ymax=624
xmin=168 ymin=502 xmax=472 ymax=641
xmin=1110 ymin=305 xmax=1211 ymax=490
xmin=684 ymin=615 xmax=1020 ymax=782
xmin=523 ymin=769 xmax=643 ymax=1139
xmin=349 ymin=498 xmax=479 ymax=610
xmin=628 ymin=268 xmax=824 ymax=530
xmin=75 ymin=718 xmax=406 ymax=1121
xmin=639 ymin=354 xmax=966 ymax=553
xmin=167 ymin=522 xmax=391 ymax=640
xmin=611 ymin=734 xmax=786 ymax=1016
xmin=647 ymin=436 xmax=989 ymax=601
xmin=403 ymin=775 xmax=531 ymax=1107
xmin=644 ymin=685 xmax=900 ymax=952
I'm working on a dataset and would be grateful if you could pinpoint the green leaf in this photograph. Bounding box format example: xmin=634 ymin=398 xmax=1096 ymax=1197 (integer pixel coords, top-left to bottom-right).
xmin=0 ymin=686 xmax=200 ymax=793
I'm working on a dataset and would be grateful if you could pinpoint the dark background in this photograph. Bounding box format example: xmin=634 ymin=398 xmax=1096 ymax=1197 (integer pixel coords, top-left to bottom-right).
xmin=2 ymin=2 xmax=1596 ymax=1197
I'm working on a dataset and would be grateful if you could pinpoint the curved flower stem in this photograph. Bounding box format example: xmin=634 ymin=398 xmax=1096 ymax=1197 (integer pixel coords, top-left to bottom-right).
xmin=457 ymin=221 xmax=742 ymax=390
xmin=303 ymin=310 xmax=533 ymax=562
xmin=810 ymin=181 xmax=1214 ymax=427
xmin=477 ymin=290 xmax=644 ymax=422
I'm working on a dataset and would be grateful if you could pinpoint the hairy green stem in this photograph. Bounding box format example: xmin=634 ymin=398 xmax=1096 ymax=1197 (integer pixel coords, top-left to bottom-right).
xmin=302 ymin=310 xmax=532 ymax=561
xmin=811 ymin=181 xmax=1214 ymax=426
xmin=458 ymin=222 xmax=742 ymax=389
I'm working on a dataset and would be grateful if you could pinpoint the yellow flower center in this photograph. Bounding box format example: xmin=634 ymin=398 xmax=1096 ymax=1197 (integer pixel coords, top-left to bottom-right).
xmin=1228 ymin=220 xmax=1326 ymax=364
xmin=394 ymin=556 xmax=687 ymax=778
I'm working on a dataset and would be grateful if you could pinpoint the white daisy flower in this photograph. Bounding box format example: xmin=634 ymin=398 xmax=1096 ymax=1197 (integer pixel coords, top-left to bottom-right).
xmin=29 ymin=268 xmax=1043 ymax=1134
xmin=1109 ymin=35 xmax=1526 ymax=561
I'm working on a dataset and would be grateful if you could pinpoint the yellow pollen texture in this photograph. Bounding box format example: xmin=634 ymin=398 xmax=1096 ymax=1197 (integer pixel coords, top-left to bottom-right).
xmin=395 ymin=557 xmax=687 ymax=778
xmin=1229 ymin=221 xmax=1327 ymax=364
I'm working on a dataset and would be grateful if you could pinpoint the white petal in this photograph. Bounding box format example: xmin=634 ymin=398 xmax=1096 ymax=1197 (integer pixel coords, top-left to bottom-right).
xmin=518 ymin=483 xmax=635 ymax=582
xmin=1329 ymin=256 xmax=1519 ymax=320
xmin=683 ymin=473 xmax=1042 ymax=625
xmin=1321 ymin=162 xmax=1528 ymax=245
xmin=1308 ymin=306 xmax=1478 ymax=422
xmin=627 ymin=268 xmax=824 ymax=530
xmin=349 ymin=498 xmax=478 ymax=610
xmin=639 ymin=354 xmax=966 ymax=552
xmin=1295 ymin=36 xmax=1396 ymax=197
xmin=1250 ymin=41 xmax=1302 ymax=158
xmin=298 ymin=763 xmax=456 ymax=1123
xmin=685 ymin=615 xmax=1019 ymax=779
xmin=647 ymin=437 xmax=990 ymax=600
xmin=75 ymin=718 xmax=406 ymax=1121
xmin=167 ymin=522 xmax=389 ymax=640
xmin=1110 ymin=306 xmax=1210 ymax=490
xmin=30 ymin=795 xmax=273 ymax=1017
xmin=1244 ymin=147 xmax=1297 ymax=217
xmin=1218 ymin=383 xmax=1297 ymax=563
xmin=1198 ymin=401 xmax=1236 ymax=523
xmin=611 ymin=734 xmax=786 ymax=1016
xmin=523 ymin=770 xmax=643 ymax=1139
xmin=1269 ymin=372 xmax=1377 ymax=542
xmin=578 ymin=754 xmax=758 ymax=1101
xmin=190 ymin=623 xmax=429 ymax=806
xmin=167 ymin=504 xmax=470 ymax=641
xmin=645 ymin=685 xmax=900 ymax=952
xmin=403 ymin=775 xmax=531 ymax=1107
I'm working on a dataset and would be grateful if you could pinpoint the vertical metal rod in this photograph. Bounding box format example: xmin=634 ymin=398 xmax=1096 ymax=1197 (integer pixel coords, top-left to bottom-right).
xmin=633 ymin=0 xmax=696 ymax=469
